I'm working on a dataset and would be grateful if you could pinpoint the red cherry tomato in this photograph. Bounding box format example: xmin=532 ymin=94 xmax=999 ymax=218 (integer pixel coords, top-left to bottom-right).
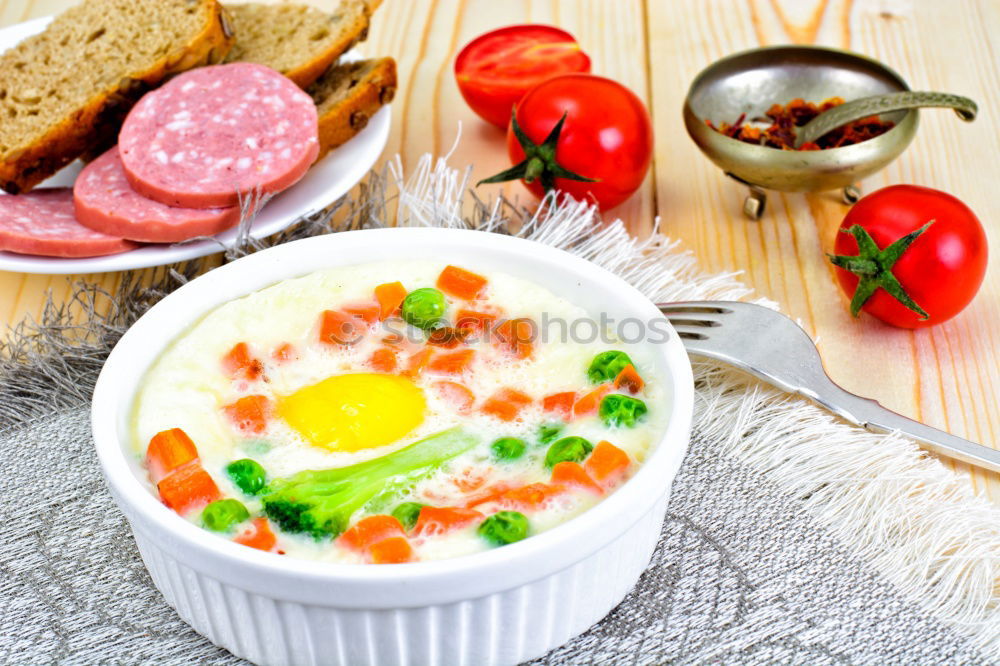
xmin=455 ymin=25 xmax=591 ymax=129
xmin=830 ymin=185 xmax=988 ymax=328
xmin=504 ymin=74 xmax=653 ymax=210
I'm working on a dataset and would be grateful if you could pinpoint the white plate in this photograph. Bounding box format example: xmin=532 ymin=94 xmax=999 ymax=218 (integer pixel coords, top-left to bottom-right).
xmin=0 ymin=17 xmax=390 ymax=275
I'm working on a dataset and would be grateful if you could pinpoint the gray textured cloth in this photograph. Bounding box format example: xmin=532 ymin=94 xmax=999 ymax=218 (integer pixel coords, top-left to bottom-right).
xmin=1 ymin=409 xmax=990 ymax=665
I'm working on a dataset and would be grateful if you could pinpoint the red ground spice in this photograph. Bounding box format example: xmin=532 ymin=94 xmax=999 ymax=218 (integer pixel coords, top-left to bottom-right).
xmin=706 ymin=97 xmax=894 ymax=150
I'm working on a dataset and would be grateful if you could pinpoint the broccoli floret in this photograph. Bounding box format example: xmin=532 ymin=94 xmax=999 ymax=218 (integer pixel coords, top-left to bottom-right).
xmin=262 ymin=428 xmax=477 ymax=539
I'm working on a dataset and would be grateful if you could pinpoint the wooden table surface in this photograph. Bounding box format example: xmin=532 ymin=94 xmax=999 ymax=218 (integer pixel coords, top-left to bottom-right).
xmin=2 ymin=0 xmax=998 ymax=500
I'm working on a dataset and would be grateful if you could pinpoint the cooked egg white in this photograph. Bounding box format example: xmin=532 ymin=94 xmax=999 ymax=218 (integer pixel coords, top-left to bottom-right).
xmin=132 ymin=260 xmax=668 ymax=563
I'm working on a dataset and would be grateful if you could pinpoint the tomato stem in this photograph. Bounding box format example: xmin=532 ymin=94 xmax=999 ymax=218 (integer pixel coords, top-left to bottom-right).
xmin=524 ymin=157 xmax=545 ymax=184
xmin=477 ymin=110 xmax=598 ymax=192
xmin=827 ymin=221 xmax=934 ymax=319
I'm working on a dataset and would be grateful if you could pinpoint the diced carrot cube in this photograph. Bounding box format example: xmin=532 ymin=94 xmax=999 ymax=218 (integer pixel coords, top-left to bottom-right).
xmin=498 ymin=483 xmax=564 ymax=511
xmin=413 ymin=506 xmax=484 ymax=537
xmin=319 ymin=309 xmax=365 ymax=346
xmin=437 ymin=265 xmax=488 ymax=300
xmin=503 ymin=388 xmax=533 ymax=405
xmin=222 ymin=342 xmax=252 ymax=374
xmin=369 ymin=347 xmax=398 ymax=373
xmin=339 ymin=515 xmax=413 ymax=564
xmin=427 ymin=349 xmax=475 ymax=375
xmin=272 ymin=342 xmax=296 ymax=362
xmin=542 ymin=391 xmax=577 ymax=419
xmin=374 ymin=281 xmax=408 ymax=319
xmin=431 ymin=380 xmax=475 ymax=413
xmin=234 ymin=517 xmax=278 ymax=552
xmin=464 ymin=482 xmax=513 ymax=509
xmin=146 ymin=428 xmax=199 ymax=484
xmin=493 ymin=318 xmax=535 ymax=359
xmin=455 ymin=308 xmax=500 ymax=332
xmin=221 ymin=342 xmax=264 ymax=380
xmin=481 ymin=388 xmax=532 ymax=421
xmin=426 ymin=326 xmax=472 ymax=349
xmin=613 ymin=364 xmax=645 ymax=394
xmin=340 ymin=515 xmax=407 ymax=550
xmin=343 ymin=302 xmax=381 ymax=325
xmin=369 ymin=536 xmax=414 ymax=564
xmin=551 ymin=461 xmax=603 ymax=495
xmin=223 ymin=395 xmax=272 ymax=434
xmin=585 ymin=441 xmax=632 ymax=488
xmin=573 ymin=384 xmax=612 ymax=418
xmin=157 ymin=462 xmax=221 ymax=515
xmin=402 ymin=348 xmax=435 ymax=378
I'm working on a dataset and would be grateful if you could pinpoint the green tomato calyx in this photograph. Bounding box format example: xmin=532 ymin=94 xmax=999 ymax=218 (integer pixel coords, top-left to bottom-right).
xmin=477 ymin=110 xmax=598 ymax=192
xmin=827 ymin=221 xmax=933 ymax=320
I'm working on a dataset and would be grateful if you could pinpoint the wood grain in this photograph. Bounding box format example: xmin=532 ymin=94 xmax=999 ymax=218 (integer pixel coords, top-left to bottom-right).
xmin=646 ymin=0 xmax=1000 ymax=500
xmin=1 ymin=0 xmax=997 ymax=499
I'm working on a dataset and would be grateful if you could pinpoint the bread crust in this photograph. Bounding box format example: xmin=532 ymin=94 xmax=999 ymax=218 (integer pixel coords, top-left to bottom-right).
xmin=314 ymin=57 xmax=397 ymax=160
xmin=0 ymin=1 xmax=234 ymax=194
xmin=286 ymin=1 xmax=376 ymax=88
xmin=224 ymin=1 xmax=378 ymax=90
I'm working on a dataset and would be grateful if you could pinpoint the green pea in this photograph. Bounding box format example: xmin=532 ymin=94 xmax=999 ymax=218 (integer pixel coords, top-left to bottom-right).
xmin=587 ymin=350 xmax=635 ymax=384
xmin=401 ymin=287 xmax=447 ymax=330
xmin=478 ymin=511 xmax=529 ymax=546
xmin=537 ymin=423 xmax=564 ymax=445
xmin=599 ymin=394 xmax=648 ymax=428
xmin=392 ymin=502 xmax=424 ymax=531
xmin=226 ymin=458 xmax=268 ymax=496
xmin=545 ymin=436 xmax=593 ymax=468
xmin=491 ymin=437 xmax=527 ymax=461
xmin=202 ymin=499 xmax=250 ymax=532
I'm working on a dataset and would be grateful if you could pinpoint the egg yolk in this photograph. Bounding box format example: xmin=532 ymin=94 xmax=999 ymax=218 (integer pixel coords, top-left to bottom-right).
xmin=277 ymin=373 xmax=426 ymax=452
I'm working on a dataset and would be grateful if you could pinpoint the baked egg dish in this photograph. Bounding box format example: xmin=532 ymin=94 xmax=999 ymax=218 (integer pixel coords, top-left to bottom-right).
xmin=132 ymin=260 xmax=667 ymax=563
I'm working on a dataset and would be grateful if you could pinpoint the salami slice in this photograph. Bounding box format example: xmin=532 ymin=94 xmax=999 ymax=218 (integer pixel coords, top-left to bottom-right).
xmin=74 ymin=147 xmax=241 ymax=243
xmin=119 ymin=63 xmax=320 ymax=209
xmin=0 ymin=189 xmax=138 ymax=258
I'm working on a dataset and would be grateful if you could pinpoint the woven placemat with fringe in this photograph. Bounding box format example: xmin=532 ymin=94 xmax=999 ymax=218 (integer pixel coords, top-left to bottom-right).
xmin=1 ymin=155 xmax=997 ymax=665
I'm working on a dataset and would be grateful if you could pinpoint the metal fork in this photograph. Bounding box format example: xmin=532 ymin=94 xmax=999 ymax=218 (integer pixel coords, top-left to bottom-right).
xmin=659 ymin=301 xmax=1000 ymax=474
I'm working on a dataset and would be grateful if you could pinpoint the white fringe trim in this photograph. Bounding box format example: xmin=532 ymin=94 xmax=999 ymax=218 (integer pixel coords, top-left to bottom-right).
xmin=389 ymin=152 xmax=1000 ymax=657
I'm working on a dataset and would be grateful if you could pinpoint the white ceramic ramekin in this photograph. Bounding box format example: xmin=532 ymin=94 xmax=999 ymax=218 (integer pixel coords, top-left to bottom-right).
xmin=91 ymin=228 xmax=693 ymax=666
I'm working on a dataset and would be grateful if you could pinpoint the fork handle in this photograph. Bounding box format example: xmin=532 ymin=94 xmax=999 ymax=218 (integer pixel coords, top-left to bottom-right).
xmin=810 ymin=381 xmax=1000 ymax=474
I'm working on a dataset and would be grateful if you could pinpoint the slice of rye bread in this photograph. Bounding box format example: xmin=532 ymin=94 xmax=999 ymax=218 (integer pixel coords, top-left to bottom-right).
xmin=309 ymin=56 xmax=397 ymax=160
xmin=0 ymin=0 xmax=233 ymax=195
xmin=222 ymin=0 xmax=381 ymax=89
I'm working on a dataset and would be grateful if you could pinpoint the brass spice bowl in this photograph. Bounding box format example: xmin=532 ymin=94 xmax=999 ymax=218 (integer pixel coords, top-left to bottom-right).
xmin=683 ymin=45 xmax=918 ymax=219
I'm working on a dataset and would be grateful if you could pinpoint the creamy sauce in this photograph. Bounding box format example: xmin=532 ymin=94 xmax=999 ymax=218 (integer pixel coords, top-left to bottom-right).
xmin=133 ymin=260 xmax=668 ymax=563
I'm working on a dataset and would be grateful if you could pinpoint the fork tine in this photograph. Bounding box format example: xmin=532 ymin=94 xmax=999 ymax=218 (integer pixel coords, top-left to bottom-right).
xmin=671 ymin=328 xmax=711 ymax=341
xmin=665 ymin=317 xmax=723 ymax=328
xmin=657 ymin=302 xmax=735 ymax=315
